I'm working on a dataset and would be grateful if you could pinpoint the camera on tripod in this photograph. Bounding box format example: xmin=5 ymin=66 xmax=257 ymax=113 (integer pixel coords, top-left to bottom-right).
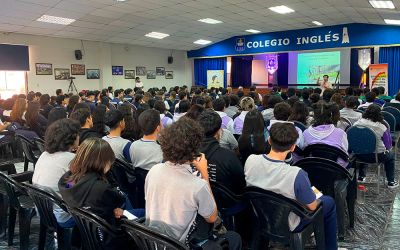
xmin=68 ymin=77 xmax=76 ymax=80
xmin=67 ymin=77 xmax=78 ymax=93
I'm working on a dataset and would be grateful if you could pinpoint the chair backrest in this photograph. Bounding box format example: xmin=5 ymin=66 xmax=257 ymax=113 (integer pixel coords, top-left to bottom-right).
xmin=23 ymin=183 xmax=67 ymax=231
xmin=383 ymin=107 xmax=400 ymax=125
xmin=209 ymin=181 xmax=241 ymax=212
xmin=111 ymin=159 xmax=136 ymax=203
xmin=67 ymin=207 xmax=126 ymax=250
xmin=0 ymin=171 xmax=28 ymax=210
xmin=130 ymin=168 xmax=149 ymax=209
xmin=339 ymin=117 xmax=352 ymax=131
xmin=34 ymin=137 xmax=45 ymax=154
xmin=383 ymin=102 xmax=400 ymax=111
xmin=108 ymin=103 xmax=116 ymax=110
xmin=347 ymin=126 xmax=377 ymax=154
xmin=358 ymin=107 xmax=367 ymax=112
xmin=121 ymin=219 xmax=189 ymax=250
xmin=292 ymin=121 xmax=306 ymax=132
xmin=303 ymin=144 xmax=349 ymax=163
xmin=381 ymin=111 xmax=396 ymax=133
xmin=382 ymin=120 xmax=390 ymax=130
xmin=243 ymin=186 xmax=317 ymax=243
xmin=374 ymin=102 xmax=383 ymax=107
xmin=15 ymin=134 xmax=38 ymax=164
xmin=295 ymin=157 xmax=352 ymax=197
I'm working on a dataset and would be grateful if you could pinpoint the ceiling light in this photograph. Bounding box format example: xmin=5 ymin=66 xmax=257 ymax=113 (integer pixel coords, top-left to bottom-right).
xmin=269 ymin=5 xmax=295 ymax=14
xmin=194 ymin=39 xmax=212 ymax=45
xmin=145 ymin=32 xmax=169 ymax=39
xmin=385 ymin=19 xmax=400 ymax=25
xmin=246 ymin=29 xmax=261 ymax=33
xmin=312 ymin=21 xmax=323 ymax=26
xmin=369 ymin=1 xmax=395 ymax=9
xmin=36 ymin=15 xmax=76 ymax=25
xmin=198 ymin=18 xmax=223 ymax=24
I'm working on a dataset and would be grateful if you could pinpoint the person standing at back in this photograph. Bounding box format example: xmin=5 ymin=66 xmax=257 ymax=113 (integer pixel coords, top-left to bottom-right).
xmin=135 ymin=77 xmax=144 ymax=90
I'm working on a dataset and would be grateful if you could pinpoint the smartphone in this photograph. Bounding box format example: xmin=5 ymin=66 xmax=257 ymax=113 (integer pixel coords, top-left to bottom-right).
xmin=195 ymin=154 xmax=202 ymax=162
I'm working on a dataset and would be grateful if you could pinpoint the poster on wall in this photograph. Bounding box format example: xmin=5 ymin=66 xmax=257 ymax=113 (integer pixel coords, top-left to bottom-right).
xmin=147 ymin=70 xmax=156 ymax=79
xmin=136 ymin=67 xmax=146 ymax=76
xmin=207 ymin=70 xmax=224 ymax=89
xmin=87 ymin=69 xmax=100 ymax=79
xmin=369 ymin=64 xmax=388 ymax=93
xmin=125 ymin=70 xmax=135 ymax=79
xmin=165 ymin=71 xmax=173 ymax=79
xmin=112 ymin=66 xmax=123 ymax=75
xmin=36 ymin=63 xmax=52 ymax=75
xmin=54 ymin=68 xmax=70 ymax=80
xmin=71 ymin=64 xmax=85 ymax=75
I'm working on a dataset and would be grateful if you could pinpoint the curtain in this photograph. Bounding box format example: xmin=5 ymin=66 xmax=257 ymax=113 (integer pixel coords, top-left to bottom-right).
xmin=231 ymin=57 xmax=252 ymax=87
xmin=277 ymin=53 xmax=288 ymax=87
xmin=194 ymin=58 xmax=227 ymax=88
xmin=0 ymin=44 xmax=30 ymax=71
xmin=379 ymin=46 xmax=400 ymax=96
xmin=350 ymin=48 xmax=374 ymax=88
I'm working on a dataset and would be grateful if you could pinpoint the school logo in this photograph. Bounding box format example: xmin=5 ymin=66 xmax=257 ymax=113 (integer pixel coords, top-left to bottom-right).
xmin=235 ymin=38 xmax=245 ymax=52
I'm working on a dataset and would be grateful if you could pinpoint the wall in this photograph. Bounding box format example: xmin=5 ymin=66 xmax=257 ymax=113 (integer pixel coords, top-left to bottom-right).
xmin=0 ymin=32 xmax=191 ymax=95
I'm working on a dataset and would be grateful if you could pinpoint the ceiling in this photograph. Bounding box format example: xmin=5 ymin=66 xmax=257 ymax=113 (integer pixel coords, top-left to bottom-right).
xmin=0 ymin=0 xmax=399 ymax=51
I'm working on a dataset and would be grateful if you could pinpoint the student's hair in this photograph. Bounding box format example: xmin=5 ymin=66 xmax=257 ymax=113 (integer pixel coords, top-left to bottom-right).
xmin=240 ymin=97 xmax=255 ymax=111
xmin=312 ymin=103 xmax=337 ymax=126
xmin=67 ymin=95 xmax=80 ymax=111
xmin=295 ymin=90 xmax=301 ymax=98
xmin=17 ymin=94 xmax=26 ymax=99
xmin=354 ymin=89 xmax=363 ymax=96
xmin=25 ymin=101 xmax=41 ymax=129
xmin=70 ymin=109 xmax=91 ymax=127
xmin=12 ymin=94 xmax=18 ymax=99
xmin=281 ymin=92 xmax=288 ymax=100
xmin=371 ymin=88 xmax=380 ymax=97
xmin=119 ymin=103 xmax=135 ymax=140
xmin=92 ymin=105 xmax=107 ymax=135
xmin=363 ymin=88 xmax=370 ymax=95
xmin=178 ymin=91 xmax=187 ymax=100
xmin=39 ymin=94 xmax=50 ymax=106
xmin=185 ymin=104 xmax=205 ymax=120
xmin=154 ymin=100 xmax=166 ymax=114
xmin=308 ymin=87 xmax=314 ymax=94
xmin=261 ymin=94 xmax=270 ymax=109
xmin=169 ymin=91 xmax=176 ymax=101
xmin=56 ymin=89 xmax=62 ymax=95
xmin=269 ymin=123 xmax=299 ymax=152
xmin=45 ymin=119 xmax=80 ymax=154
xmin=148 ymin=98 xmax=157 ymax=109
xmin=179 ymin=100 xmax=191 ymax=113
xmin=314 ymin=88 xmax=322 ymax=95
xmin=3 ymin=98 xmax=16 ymax=110
xmin=135 ymin=94 xmax=143 ymax=102
xmin=86 ymin=91 xmax=95 ymax=98
xmin=159 ymin=117 xmax=204 ymax=164
xmin=202 ymin=96 xmax=211 ymax=109
xmin=322 ymin=89 xmax=334 ymax=100
xmin=221 ymin=88 xmax=228 ymax=96
xmin=237 ymin=91 xmax=244 ymax=98
xmin=138 ymin=109 xmax=160 ymax=136
xmin=238 ymin=110 xmax=269 ymax=160
xmin=287 ymin=96 xmax=299 ymax=107
xmin=345 ymin=96 xmax=359 ymax=108
xmin=194 ymin=89 xmax=202 ymax=95
xmin=114 ymin=89 xmax=122 ymax=97
xmin=330 ymin=93 xmax=344 ymax=107
xmin=310 ymin=93 xmax=320 ymax=104
xmin=133 ymin=103 xmax=150 ymax=140
xmin=287 ymin=88 xmax=296 ymax=97
xmin=363 ymin=104 xmax=383 ymax=123
xmin=365 ymin=92 xmax=376 ymax=102
xmin=198 ymin=110 xmax=221 ymax=138
xmin=56 ymin=95 xmax=66 ymax=105
xmin=223 ymin=96 xmax=230 ymax=108
xmin=396 ymin=93 xmax=400 ymax=102
xmin=104 ymin=109 xmax=124 ymax=129
xmin=345 ymin=87 xmax=354 ymax=96
xmin=143 ymin=92 xmax=152 ymax=102
xmin=267 ymin=95 xmax=282 ymax=109
xmin=301 ymin=90 xmax=310 ymax=100
xmin=212 ymin=98 xmax=225 ymax=111
xmin=66 ymin=138 xmax=115 ymax=184
xmin=249 ymin=86 xmax=256 ymax=92
xmin=157 ymin=90 xmax=164 ymax=96
xmin=211 ymin=87 xmax=216 ymax=92
xmin=10 ymin=98 xmax=26 ymax=124
xmin=70 ymin=103 xmax=90 ymax=117
xmin=35 ymin=92 xmax=42 ymax=98
xmin=378 ymin=86 xmax=385 ymax=95
xmin=289 ymin=101 xmax=309 ymax=125
xmin=101 ymin=88 xmax=109 ymax=97
xmin=27 ymin=93 xmax=35 ymax=102
xmin=100 ymin=96 xmax=109 ymax=107
xmin=273 ymin=102 xmax=292 ymax=121
xmin=108 ymin=86 xmax=113 ymax=92
xmin=47 ymin=107 xmax=67 ymax=127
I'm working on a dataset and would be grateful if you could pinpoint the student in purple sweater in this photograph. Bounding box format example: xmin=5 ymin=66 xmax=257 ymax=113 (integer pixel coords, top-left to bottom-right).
xmin=233 ymin=97 xmax=255 ymax=134
xmin=353 ymin=105 xmax=398 ymax=188
xmin=213 ymin=98 xmax=235 ymax=134
xmin=303 ymin=103 xmax=349 ymax=168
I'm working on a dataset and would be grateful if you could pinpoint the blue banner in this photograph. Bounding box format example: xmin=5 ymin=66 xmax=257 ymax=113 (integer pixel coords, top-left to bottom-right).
xmin=187 ymin=23 xmax=400 ymax=58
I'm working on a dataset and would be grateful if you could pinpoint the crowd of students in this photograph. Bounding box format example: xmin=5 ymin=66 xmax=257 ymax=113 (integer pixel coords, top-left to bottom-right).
xmin=0 ymin=84 xmax=398 ymax=250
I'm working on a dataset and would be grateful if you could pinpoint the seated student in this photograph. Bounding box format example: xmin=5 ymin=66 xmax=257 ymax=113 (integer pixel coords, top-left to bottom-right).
xmin=281 ymin=92 xmax=288 ymax=102
xmin=47 ymin=107 xmax=68 ymax=128
xmin=209 ymin=87 xmax=218 ymax=100
xmin=111 ymin=89 xmax=123 ymax=104
xmin=39 ymin=94 xmax=53 ymax=119
xmin=50 ymin=96 xmax=57 ymax=107
xmin=145 ymin=117 xmax=242 ymax=249
xmin=103 ymin=110 xmax=132 ymax=163
xmin=304 ymin=103 xmax=349 ymax=168
xmin=56 ymin=95 xmax=67 ymax=108
xmin=238 ymin=109 xmax=270 ymax=164
xmin=245 ymin=123 xmax=344 ymax=250
xmin=198 ymin=110 xmax=245 ymax=194
xmin=257 ymin=95 xmax=269 ymax=112
xmin=66 ymin=95 xmax=80 ymax=117
xmin=85 ymin=91 xmax=96 ymax=113
xmin=358 ymin=92 xmax=377 ymax=109
xmin=287 ymin=96 xmax=300 ymax=108
xmin=132 ymin=94 xmax=143 ymax=108
xmin=343 ymin=87 xmax=354 ymax=102
xmin=289 ymin=101 xmax=313 ymax=128
xmin=261 ymin=95 xmax=282 ymax=121
xmin=129 ymin=109 xmax=163 ymax=171
xmin=234 ymin=97 xmax=255 ymax=134
xmin=93 ymin=105 xmax=109 ymax=136
xmin=173 ymin=100 xmax=190 ymax=122
xmin=354 ymin=89 xmax=364 ymax=106
xmin=302 ymin=90 xmax=312 ymax=107
xmin=391 ymin=93 xmax=400 ymax=103
xmin=268 ymin=102 xmax=306 ymax=163
xmin=154 ymin=100 xmax=173 ymax=128
xmin=340 ymin=96 xmax=362 ymax=125
xmin=225 ymin=94 xmax=240 ymax=118
xmin=59 ymin=138 xmax=145 ymax=250
xmin=174 ymin=91 xmax=188 ymax=111
xmin=35 ymin=92 xmax=42 ymax=102
xmin=322 ymin=89 xmax=334 ymax=103
xmin=310 ymin=93 xmax=321 ymax=106
xmin=330 ymin=93 xmax=345 ymax=109
xmin=213 ymin=98 xmax=235 ymax=135
xmin=378 ymin=86 xmax=392 ymax=100
xmin=25 ymin=101 xmax=48 ymax=138
xmin=156 ymin=90 xmax=170 ymax=110
xmin=70 ymin=109 xmax=102 ymax=145
xmin=353 ymin=105 xmax=398 ymax=187
xmin=33 ymin=119 xmax=80 ymax=227
xmin=10 ymin=98 xmax=27 ymax=125
xmin=371 ymin=88 xmax=386 ymax=105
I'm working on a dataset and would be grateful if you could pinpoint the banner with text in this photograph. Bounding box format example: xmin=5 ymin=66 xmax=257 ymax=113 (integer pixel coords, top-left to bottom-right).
xmin=369 ymin=64 xmax=388 ymax=93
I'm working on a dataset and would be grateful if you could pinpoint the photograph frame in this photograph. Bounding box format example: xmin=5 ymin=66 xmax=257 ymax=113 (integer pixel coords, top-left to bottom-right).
xmin=54 ymin=68 xmax=70 ymax=80
xmin=125 ymin=70 xmax=135 ymax=79
xmin=112 ymin=66 xmax=124 ymax=75
xmin=156 ymin=67 xmax=165 ymax=76
xmin=71 ymin=64 xmax=85 ymax=75
xmin=165 ymin=71 xmax=173 ymax=79
xmin=36 ymin=63 xmax=53 ymax=75
xmin=147 ymin=70 xmax=156 ymax=79
xmin=87 ymin=69 xmax=100 ymax=79
xmin=136 ymin=66 xmax=146 ymax=76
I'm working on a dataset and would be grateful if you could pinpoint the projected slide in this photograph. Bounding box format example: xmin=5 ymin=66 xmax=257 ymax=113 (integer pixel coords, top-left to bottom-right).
xmin=297 ymin=51 xmax=340 ymax=85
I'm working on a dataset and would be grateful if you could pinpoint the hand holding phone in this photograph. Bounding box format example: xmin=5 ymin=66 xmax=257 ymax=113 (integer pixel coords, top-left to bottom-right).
xmin=192 ymin=153 xmax=208 ymax=176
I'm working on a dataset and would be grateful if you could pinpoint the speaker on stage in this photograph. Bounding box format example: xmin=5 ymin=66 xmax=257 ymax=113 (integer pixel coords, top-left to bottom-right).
xmin=75 ymin=50 xmax=82 ymax=60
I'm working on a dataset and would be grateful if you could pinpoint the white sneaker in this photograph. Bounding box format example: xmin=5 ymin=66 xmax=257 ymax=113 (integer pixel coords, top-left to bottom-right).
xmin=338 ymin=248 xmax=348 ymax=250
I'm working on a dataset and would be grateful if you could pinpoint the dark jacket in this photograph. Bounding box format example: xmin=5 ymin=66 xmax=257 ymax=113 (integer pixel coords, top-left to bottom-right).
xmin=39 ymin=103 xmax=53 ymax=119
xmin=79 ymin=128 xmax=102 ymax=145
xmin=209 ymin=93 xmax=217 ymax=100
xmin=200 ymin=137 xmax=245 ymax=195
xmin=28 ymin=114 xmax=47 ymax=138
xmin=303 ymin=99 xmax=312 ymax=107
xmin=86 ymin=101 xmax=96 ymax=113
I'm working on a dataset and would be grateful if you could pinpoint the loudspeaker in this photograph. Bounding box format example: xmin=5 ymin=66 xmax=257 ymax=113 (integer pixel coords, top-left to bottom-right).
xmin=168 ymin=56 xmax=173 ymax=64
xmin=75 ymin=50 xmax=82 ymax=60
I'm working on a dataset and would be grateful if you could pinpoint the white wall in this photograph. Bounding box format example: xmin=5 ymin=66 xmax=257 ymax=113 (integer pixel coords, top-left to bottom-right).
xmin=0 ymin=32 xmax=191 ymax=95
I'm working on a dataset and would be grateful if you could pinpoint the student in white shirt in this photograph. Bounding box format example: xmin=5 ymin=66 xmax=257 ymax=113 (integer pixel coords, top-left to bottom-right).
xmin=390 ymin=93 xmax=400 ymax=103
xmin=135 ymin=77 xmax=144 ymax=89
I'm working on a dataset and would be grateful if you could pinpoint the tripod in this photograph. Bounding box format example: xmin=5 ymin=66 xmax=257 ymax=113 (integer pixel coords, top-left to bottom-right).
xmin=68 ymin=78 xmax=78 ymax=94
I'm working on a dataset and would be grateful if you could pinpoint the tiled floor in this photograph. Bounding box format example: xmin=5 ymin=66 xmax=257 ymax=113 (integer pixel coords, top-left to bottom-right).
xmin=1 ymin=158 xmax=400 ymax=250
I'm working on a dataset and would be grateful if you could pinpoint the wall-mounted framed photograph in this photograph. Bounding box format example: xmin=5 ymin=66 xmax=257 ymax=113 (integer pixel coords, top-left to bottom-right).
xmin=125 ymin=70 xmax=135 ymax=79
xmin=71 ymin=64 xmax=85 ymax=75
xmin=87 ymin=69 xmax=100 ymax=79
xmin=165 ymin=71 xmax=173 ymax=79
xmin=112 ymin=66 xmax=123 ymax=75
xmin=136 ymin=66 xmax=146 ymax=76
xmin=36 ymin=63 xmax=52 ymax=75
xmin=54 ymin=68 xmax=70 ymax=80
xmin=156 ymin=67 xmax=165 ymax=76
xmin=147 ymin=70 xmax=156 ymax=79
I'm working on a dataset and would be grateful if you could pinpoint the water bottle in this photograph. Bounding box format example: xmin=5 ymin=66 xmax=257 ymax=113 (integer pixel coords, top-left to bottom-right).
xmin=357 ymin=185 xmax=367 ymax=204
